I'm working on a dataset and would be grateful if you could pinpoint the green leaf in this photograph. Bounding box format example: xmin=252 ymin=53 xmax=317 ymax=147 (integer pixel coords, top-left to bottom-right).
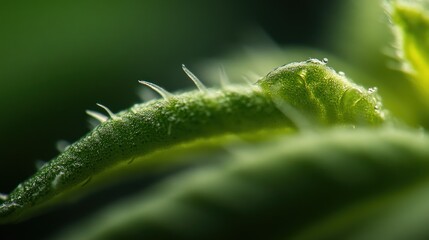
xmin=391 ymin=1 xmax=429 ymax=103
xmin=0 ymin=61 xmax=385 ymax=223
xmin=54 ymin=128 xmax=429 ymax=240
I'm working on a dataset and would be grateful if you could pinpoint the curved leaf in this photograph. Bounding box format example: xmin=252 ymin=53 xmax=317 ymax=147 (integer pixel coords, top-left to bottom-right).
xmin=0 ymin=61 xmax=385 ymax=223
xmin=54 ymin=128 xmax=429 ymax=240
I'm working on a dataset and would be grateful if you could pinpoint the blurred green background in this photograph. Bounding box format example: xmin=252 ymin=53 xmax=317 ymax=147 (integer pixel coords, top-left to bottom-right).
xmin=0 ymin=0 xmax=348 ymax=192
xmin=2 ymin=0 xmax=424 ymax=238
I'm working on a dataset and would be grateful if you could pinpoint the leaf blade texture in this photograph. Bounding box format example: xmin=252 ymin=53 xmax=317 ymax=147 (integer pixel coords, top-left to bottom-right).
xmin=0 ymin=61 xmax=385 ymax=223
xmin=55 ymin=128 xmax=429 ymax=240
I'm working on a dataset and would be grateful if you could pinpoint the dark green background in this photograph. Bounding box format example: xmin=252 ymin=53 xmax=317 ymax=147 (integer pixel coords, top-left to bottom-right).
xmin=0 ymin=0 xmax=344 ymax=192
xmin=2 ymin=0 xmax=397 ymax=239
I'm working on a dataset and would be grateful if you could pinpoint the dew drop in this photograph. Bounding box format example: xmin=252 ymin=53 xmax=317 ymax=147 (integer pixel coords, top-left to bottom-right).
xmin=306 ymin=58 xmax=323 ymax=64
xmin=306 ymin=58 xmax=328 ymax=65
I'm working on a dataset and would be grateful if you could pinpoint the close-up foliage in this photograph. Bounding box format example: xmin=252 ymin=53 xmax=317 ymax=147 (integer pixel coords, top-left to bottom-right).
xmin=1 ymin=0 xmax=429 ymax=239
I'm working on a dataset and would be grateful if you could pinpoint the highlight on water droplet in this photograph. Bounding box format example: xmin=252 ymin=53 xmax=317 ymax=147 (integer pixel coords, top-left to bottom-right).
xmin=306 ymin=58 xmax=322 ymax=64
xmin=306 ymin=58 xmax=327 ymax=65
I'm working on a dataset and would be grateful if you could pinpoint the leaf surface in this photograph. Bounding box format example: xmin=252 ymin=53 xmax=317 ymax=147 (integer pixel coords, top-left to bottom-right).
xmin=55 ymin=128 xmax=429 ymax=240
xmin=0 ymin=61 xmax=385 ymax=223
xmin=391 ymin=1 xmax=429 ymax=103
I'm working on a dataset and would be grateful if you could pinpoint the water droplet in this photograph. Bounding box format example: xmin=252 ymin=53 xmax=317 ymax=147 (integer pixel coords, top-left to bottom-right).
xmin=368 ymin=87 xmax=378 ymax=94
xmin=306 ymin=58 xmax=323 ymax=64
xmin=306 ymin=58 xmax=328 ymax=65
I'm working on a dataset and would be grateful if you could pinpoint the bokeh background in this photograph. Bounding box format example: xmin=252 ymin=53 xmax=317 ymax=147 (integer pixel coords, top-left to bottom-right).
xmin=2 ymin=0 xmax=424 ymax=239
xmin=0 ymin=0 xmax=348 ymax=193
